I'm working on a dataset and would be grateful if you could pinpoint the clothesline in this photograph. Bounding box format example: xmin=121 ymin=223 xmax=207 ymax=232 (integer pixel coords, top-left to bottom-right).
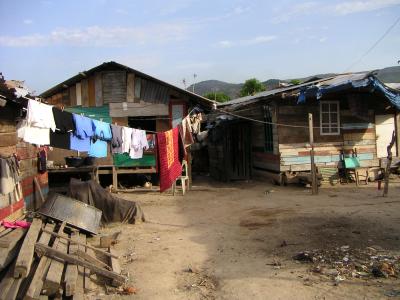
xmin=216 ymin=107 xmax=376 ymax=130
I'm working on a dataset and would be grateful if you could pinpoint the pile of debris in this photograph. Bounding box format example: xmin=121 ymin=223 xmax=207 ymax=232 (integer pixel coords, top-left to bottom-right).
xmin=0 ymin=210 xmax=125 ymax=299
xmin=293 ymin=245 xmax=400 ymax=281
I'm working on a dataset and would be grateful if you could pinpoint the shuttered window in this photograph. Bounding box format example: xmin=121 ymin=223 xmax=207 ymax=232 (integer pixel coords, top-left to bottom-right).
xmin=320 ymin=101 xmax=340 ymax=135
xmin=102 ymin=71 xmax=127 ymax=103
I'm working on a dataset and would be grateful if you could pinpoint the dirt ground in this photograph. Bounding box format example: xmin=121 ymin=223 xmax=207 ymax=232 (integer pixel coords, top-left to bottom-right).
xmin=92 ymin=177 xmax=400 ymax=300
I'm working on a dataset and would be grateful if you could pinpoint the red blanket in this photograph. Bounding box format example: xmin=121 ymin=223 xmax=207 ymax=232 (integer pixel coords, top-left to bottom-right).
xmin=157 ymin=127 xmax=183 ymax=192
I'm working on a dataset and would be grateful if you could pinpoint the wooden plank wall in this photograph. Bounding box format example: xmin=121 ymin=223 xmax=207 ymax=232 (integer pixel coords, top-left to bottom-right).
xmin=278 ymin=102 xmax=379 ymax=172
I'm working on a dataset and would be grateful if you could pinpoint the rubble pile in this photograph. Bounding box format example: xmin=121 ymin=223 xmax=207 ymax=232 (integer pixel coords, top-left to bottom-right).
xmin=293 ymin=245 xmax=400 ymax=280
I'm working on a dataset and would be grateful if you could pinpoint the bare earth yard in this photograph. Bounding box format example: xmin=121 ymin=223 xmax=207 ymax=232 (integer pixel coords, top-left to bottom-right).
xmin=93 ymin=178 xmax=400 ymax=300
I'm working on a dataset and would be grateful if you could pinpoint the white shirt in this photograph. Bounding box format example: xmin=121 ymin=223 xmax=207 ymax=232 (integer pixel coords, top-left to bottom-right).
xmin=129 ymin=129 xmax=149 ymax=159
xmin=26 ymin=99 xmax=56 ymax=131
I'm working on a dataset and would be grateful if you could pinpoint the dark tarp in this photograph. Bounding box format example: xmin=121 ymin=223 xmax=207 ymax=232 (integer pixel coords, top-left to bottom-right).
xmin=68 ymin=178 xmax=145 ymax=224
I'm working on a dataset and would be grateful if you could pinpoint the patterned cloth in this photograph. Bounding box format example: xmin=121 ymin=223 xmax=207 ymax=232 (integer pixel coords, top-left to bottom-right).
xmin=157 ymin=127 xmax=183 ymax=192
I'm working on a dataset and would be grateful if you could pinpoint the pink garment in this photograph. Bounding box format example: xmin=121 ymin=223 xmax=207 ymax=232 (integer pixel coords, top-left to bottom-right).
xmin=1 ymin=220 xmax=31 ymax=229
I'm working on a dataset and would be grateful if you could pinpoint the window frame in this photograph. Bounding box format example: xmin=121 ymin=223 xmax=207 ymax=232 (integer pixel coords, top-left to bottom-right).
xmin=319 ymin=101 xmax=340 ymax=136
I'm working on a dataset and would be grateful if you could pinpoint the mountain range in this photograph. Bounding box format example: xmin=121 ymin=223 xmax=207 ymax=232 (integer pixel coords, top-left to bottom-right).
xmin=188 ymin=66 xmax=400 ymax=99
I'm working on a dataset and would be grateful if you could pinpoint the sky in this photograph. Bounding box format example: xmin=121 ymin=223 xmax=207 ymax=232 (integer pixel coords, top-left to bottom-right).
xmin=0 ymin=0 xmax=399 ymax=94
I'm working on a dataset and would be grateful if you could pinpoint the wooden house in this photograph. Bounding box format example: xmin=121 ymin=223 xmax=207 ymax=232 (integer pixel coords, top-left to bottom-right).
xmin=39 ymin=61 xmax=215 ymax=189
xmin=210 ymin=72 xmax=400 ymax=183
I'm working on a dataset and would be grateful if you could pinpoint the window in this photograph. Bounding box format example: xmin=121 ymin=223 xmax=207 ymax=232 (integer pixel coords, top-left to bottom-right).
xmin=320 ymin=101 xmax=340 ymax=135
xmin=264 ymin=106 xmax=273 ymax=152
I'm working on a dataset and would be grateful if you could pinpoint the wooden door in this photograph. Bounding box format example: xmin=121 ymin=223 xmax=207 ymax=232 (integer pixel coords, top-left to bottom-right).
xmin=375 ymin=114 xmax=396 ymax=158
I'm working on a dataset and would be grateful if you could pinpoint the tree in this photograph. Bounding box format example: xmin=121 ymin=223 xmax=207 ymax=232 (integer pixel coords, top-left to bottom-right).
xmin=203 ymin=92 xmax=231 ymax=103
xmin=239 ymin=78 xmax=266 ymax=97
xmin=290 ymin=79 xmax=301 ymax=85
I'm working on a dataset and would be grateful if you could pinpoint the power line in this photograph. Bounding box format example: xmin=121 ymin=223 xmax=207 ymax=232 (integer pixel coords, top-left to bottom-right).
xmin=344 ymin=15 xmax=400 ymax=72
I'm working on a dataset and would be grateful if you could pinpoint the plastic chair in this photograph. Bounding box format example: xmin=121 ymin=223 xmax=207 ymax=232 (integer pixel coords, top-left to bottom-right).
xmin=344 ymin=157 xmax=369 ymax=186
xmin=173 ymin=160 xmax=189 ymax=195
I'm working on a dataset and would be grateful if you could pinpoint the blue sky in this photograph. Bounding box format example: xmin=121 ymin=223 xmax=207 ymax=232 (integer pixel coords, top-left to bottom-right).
xmin=0 ymin=0 xmax=399 ymax=94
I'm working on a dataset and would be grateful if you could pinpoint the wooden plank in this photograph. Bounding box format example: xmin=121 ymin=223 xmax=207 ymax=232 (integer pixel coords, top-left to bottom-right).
xmin=94 ymin=72 xmax=103 ymax=107
xmin=33 ymin=177 xmax=45 ymax=211
xmin=83 ymin=236 xmax=96 ymax=292
xmin=0 ymin=260 xmax=17 ymax=300
xmin=0 ymin=227 xmax=27 ymax=248
xmin=40 ymin=229 xmax=118 ymax=258
xmin=14 ymin=218 xmax=43 ymax=278
xmin=34 ymin=243 xmax=126 ymax=284
xmin=43 ymin=225 xmax=68 ymax=296
xmin=109 ymin=246 xmax=121 ymax=287
xmin=24 ymin=223 xmax=56 ymax=300
xmin=81 ymin=79 xmax=89 ymax=107
xmin=109 ymin=103 xmax=169 ymax=117
xmin=75 ymin=249 xmax=110 ymax=270
xmin=69 ymin=86 xmax=77 ymax=106
xmin=64 ymin=231 xmax=78 ymax=297
xmin=88 ymin=76 xmax=95 ymax=107
xmin=73 ymin=233 xmax=85 ymax=300
xmin=126 ymin=73 xmax=135 ymax=102
xmin=76 ymin=83 xmax=82 ymax=106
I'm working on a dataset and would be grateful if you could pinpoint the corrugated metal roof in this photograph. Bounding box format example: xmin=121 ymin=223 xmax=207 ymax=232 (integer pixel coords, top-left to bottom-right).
xmin=218 ymin=77 xmax=334 ymax=109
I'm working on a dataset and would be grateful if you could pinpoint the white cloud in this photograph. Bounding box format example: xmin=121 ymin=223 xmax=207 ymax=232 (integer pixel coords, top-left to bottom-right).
xmin=271 ymin=2 xmax=319 ymax=24
xmin=218 ymin=35 xmax=276 ymax=48
xmin=334 ymin=0 xmax=400 ymax=15
xmin=23 ymin=19 xmax=33 ymax=25
xmin=319 ymin=37 xmax=327 ymax=43
xmin=271 ymin=0 xmax=400 ymax=23
xmin=0 ymin=24 xmax=189 ymax=47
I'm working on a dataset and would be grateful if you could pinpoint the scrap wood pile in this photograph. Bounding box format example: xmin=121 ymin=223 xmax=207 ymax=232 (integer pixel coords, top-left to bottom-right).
xmin=293 ymin=245 xmax=400 ymax=282
xmin=0 ymin=215 xmax=125 ymax=299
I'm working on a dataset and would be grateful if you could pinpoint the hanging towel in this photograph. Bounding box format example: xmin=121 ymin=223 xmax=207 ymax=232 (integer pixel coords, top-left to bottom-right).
xmin=156 ymin=127 xmax=183 ymax=192
xmin=88 ymin=120 xmax=112 ymax=158
xmin=129 ymin=129 xmax=149 ymax=159
xmin=110 ymin=124 xmax=123 ymax=154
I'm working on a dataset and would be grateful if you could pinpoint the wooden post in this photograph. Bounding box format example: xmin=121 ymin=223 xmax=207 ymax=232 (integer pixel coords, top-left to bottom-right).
xmin=383 ymin=131 xmax=396 ymax=197
xmin=308 ymin=113 xmax=318 ymax=195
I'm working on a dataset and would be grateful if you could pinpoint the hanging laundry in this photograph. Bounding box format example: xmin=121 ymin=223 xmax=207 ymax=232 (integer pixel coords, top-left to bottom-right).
xmin=110 ymin=124 xmax=123 ymax=154
xmin=121 ymin=127 xmax=133 ymax=154
xmin=129 ymin=129 xmax=149 ymax=159
xmin=37 ymin=149 xmax=47 ymax=173
xmin=181 ymin=116 xmax=195 ymax=146
xmin=156 ymin=127 xmax=184 ymax=192
xmin=17 ymin=99 xmax=56 ymax=146
xmin=17 ymin=120 xmax=50 ymax=145
xmin=50 ymin=107 xmax=75 ymax=150
xmin=70 ymin=114 xmax=94 ymax=152
xmin=89 ymin=120 xmax=112 ymax=158
xmin=26 ymin=99 xmax=56 ymax=131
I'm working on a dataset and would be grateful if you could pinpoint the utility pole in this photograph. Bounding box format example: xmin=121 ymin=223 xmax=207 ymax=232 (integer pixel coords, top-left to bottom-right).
xmin=192 ymin=73 xmax=197 ymax=93
xmin=182 ymin=78 xmax=187 ymax=90
xmin=309 ymin=113 xmax=318 ymax=195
